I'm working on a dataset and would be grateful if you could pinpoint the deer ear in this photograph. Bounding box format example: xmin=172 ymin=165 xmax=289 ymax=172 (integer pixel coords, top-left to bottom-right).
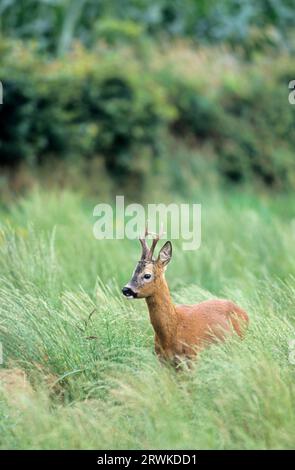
xmin=157 ymin=241 xmax=172 ymax=266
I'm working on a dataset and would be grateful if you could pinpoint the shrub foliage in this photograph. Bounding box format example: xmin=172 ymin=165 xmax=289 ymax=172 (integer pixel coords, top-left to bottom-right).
xmin=1 ymin=39 xmax=295 ymax=189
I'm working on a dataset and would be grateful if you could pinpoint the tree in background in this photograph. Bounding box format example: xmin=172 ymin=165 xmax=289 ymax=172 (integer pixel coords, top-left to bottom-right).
xmin=0 ymin=0 xmax=294 ymax=55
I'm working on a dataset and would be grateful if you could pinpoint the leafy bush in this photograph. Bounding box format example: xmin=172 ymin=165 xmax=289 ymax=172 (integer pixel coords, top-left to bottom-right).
xmin=153 ymin=45 xmax=295 ymax=189
xmin=0 ymin=41 xmax=173 ymax=179
xmin=94 ymin=18 xmax=144 ymax=45
xmin=217 ymin=75 xmax=295 ymax=188
xmin=1 ymin=39 xmax=295 ymax=190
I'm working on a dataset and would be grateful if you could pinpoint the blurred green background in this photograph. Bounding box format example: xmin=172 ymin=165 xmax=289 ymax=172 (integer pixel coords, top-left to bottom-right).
xmin=1 ymin=0 xmax=295 ymax=198
xmin=1 ymin=1 xmax=295 ymax=451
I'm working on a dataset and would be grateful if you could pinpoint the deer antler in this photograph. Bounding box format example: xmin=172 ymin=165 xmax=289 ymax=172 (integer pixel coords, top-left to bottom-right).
xmin=149 ymin=222 xmax=165 ymax=259
xmin=139 ymin=222 xmax=149 ymax=260
xmin=139 ymin=221 xmax=165 ymax=260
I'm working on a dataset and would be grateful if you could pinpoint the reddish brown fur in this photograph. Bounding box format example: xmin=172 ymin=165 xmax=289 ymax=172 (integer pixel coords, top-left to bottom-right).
xmin=123 ymin=239 xmax=249 ymax=365
xmin=147 ymin=266 xmax=248 ymax=363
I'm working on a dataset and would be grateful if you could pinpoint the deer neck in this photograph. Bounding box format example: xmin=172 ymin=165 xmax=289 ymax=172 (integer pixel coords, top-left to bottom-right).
xmin=145 ymin=276 xmax=178 ymax=348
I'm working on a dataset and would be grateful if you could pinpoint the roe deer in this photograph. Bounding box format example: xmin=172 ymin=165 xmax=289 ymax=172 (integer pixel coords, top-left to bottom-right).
xmin=122 ymin=226 xmax=249 ymax=365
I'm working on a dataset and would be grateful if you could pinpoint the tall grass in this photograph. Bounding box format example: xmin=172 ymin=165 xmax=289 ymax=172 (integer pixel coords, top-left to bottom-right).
xmin=0 ymin=188 xmax=295 ymax=449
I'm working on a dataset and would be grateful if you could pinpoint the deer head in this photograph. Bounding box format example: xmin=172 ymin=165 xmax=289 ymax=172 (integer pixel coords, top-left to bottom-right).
xmin=122 ymin=224 xmax=172 ymax=299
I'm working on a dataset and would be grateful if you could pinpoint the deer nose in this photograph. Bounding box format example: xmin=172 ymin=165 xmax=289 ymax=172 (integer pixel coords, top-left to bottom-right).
xmin=122 ymin=286 xmax=136 ymax=298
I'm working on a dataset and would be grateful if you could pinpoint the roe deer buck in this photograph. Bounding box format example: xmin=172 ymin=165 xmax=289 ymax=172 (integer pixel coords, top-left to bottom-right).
xmin=122 ymin=225 xmax=249 ymax=365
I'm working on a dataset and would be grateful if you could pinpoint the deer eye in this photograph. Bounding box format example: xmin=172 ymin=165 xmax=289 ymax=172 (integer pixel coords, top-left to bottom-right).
xmin=144 ymin=273 xmax=151 ymax=280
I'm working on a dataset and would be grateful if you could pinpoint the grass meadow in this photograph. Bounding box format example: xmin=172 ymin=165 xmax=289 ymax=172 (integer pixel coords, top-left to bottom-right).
xmin=0 ymin=187 xmax=295 ymax=449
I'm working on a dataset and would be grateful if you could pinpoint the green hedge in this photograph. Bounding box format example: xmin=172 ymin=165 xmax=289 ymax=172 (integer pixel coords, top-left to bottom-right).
xmin=0 ymin=41 xmax=173 ymax=178
xmin=1 ymin=40 xmax=295 ymax=189
xmin=154 ymin=46 xmax=295 ymax=190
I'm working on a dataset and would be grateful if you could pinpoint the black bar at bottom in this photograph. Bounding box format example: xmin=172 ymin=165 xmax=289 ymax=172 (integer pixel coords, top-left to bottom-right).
xmin=0 ymin=449 xmax=293 ymax=466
